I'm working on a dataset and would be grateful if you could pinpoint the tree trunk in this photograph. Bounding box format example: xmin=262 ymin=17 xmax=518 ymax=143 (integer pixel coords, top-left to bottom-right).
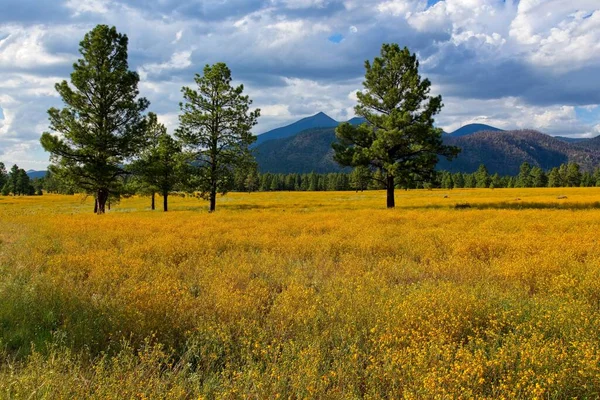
xmin=209 ymin=186 xmax=217 ymax=212
xmin=151 ymin=192 xmax=155 ymax=210
xmin=96 ymin=188 xmax=109 ymax=214
xmin=163 ymin=191 xmax=168 ymax=212
xmin=386 ymin=175 xmax=395 ymax=208
xmin=94 ymin=197 xmax=98 ymax=213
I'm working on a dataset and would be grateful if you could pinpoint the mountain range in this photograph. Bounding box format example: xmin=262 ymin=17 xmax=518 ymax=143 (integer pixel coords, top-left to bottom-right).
xmin=25 ymin=113 xmax=599 ymax=178
xmin=254 ymin=113 xmax=600 ymax=175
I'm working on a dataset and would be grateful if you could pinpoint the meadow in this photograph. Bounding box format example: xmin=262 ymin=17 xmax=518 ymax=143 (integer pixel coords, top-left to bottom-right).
xmin=2 ymin=188 xmax=600 ymax=398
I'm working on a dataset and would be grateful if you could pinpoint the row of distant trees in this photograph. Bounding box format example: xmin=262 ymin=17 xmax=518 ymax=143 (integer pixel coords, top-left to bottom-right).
xmin=9 ymin=158 xmax=595 ymax=203
xmin=0 ymin=162 xmax=42 ymax=196
xmin=23 ymin=161 xmax=598 ymax=199
xmin=439 ymin=162 xmax=598 ymax=189
xmin=228 ymin=162 xmax=600 ymax=192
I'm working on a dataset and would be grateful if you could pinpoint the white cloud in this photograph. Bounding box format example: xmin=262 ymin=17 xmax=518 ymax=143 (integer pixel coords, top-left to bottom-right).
xmin=274 ymin=0 xmax=328 ymax=9
xmin=0 ymin=25 xmax=72 ymax=69
xmin=378 ymin=0 xmax=425 ymax=17
xmin=438 ymin=96 xmax=598 ymax=137
xmin=64 ymin=0 xmax=112 ymax=16
xmin=172 ymin=30 xmax=183 ymax=44
xmin=138 ymin=50 xmax=193 ymax=79
xmin=510 ymin=0 xmax=600 ymax=70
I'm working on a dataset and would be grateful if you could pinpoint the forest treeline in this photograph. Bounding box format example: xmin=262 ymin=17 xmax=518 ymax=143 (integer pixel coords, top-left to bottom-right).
xmin=231 ymin=162 xmax=600 ymax=191
xmin=0 ymin=162 xmax=42 ymax=196
xmin=5 ymin=160 xmax=599 ymax=199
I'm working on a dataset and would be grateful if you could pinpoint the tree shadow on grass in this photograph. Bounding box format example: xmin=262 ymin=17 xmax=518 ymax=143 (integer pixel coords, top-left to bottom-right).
xmin=407 ymin=201 xmax=600 ymax=211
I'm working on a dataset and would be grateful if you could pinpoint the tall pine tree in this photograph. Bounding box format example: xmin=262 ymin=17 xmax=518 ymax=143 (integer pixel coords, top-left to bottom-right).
xmin=177 ymin=63 xmax=259 ymax=212
xmin=40 ymin=25 xmax=149 ymax=214
xmin=333 ymin=44 xmax=459 ymax=208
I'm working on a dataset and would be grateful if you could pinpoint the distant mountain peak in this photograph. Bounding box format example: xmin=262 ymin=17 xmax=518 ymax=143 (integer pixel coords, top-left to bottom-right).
xmin=450 ymin=123 xmax=504 ymax=137
xmin=254 ymin=112 xmax=339 ymax=146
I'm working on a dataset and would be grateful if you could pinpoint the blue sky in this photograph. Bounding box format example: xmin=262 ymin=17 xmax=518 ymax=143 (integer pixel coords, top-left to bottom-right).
xmin=0 ymin=0 xmax=599 ymax=169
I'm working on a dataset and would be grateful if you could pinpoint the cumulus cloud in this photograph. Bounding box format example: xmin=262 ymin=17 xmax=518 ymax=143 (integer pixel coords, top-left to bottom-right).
xmin=0 ymin=25 xmax=73 ymax=70
xmin=1 ymin=0 xmax=600 ymax=169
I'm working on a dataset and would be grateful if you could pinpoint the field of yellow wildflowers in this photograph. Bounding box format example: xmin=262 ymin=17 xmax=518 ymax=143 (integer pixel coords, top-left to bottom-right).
xmin=2 ymin=188 xmax=600 ymax=398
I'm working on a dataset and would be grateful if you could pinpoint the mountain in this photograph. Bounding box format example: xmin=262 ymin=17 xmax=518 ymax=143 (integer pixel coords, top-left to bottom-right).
xmin=438 ymin=130 xmax=600 ymax=175
xmin=254 ymin=127 xmax=345 ymax=174
xmin=26 ymin=170 xmax=47 ymax=179
xmin=450 ymin=123 xmax=503 ymax=137
xmin=574 ymin=135 xmax=600 ymax=152
xmin=554 ymin=136 xmax=590 ymax=144
xmin=347 ymin=117 xmax=367 ymax=126
xmin=254 ymin=112 xmax=338 ymax=146
xmin=255 ymin=124 xmax=600 ymax=175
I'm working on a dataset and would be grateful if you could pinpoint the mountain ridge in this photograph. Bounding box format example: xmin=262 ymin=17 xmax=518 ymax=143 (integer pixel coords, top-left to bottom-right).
xmin=254 ymin=112 xmax=365 ymax=146
xmin=255 ymin=125 xmax=600 ymax=175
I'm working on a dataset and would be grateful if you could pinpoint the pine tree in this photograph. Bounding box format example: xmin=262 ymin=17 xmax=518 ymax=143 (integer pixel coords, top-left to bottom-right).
xmin=475 ymin=164 xmax=490 ymax=188
xmin=464 ymin=173 xmax=476 ymax=188
xmin=517 ymin=162 xmax=532 ymax=188
xmin=529 ymin=166 xmax=547 ymax=187
xmin=129 ymin=123 xmax=188 ymax=212
xmin=332 ymin=44 xmax=459 ymax=208
xmin=452 ymin=172 xmax=464 ymax=188
xmin=490 ymin=173 xmax=502 ymax=189
xmin=7 ymin=164 xmax=19 ymax=195
xmin=0 ymin=162 xmax=6 ymax=189
xmin=349 ymin=166 xmax=371 ymax=192
xmin=593 ymin=168 xmax=600 ymax=187
xmin=548 ymin=167 xmax=561 ymax=187
xmin=40 ymin=25 xmax=149 ymax=214
xmin=565 ymin=163 xmax=582 ymax=187
xmin=177 ymin=63 xmax=259 ymax=212
xmin=129 ymin=112 xmax=167 ymax=210
xmin=441 ymin=171 xmax=453 ymax=189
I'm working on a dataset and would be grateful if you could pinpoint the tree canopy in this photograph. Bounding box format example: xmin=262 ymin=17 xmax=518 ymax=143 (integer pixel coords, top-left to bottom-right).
xmin=333 ymin=43 xmax=459 ymax=207
xmin=40 ymin=24 xmax=149 ymax=214
xmin=176 ymin=63 xmax=260 ymax=212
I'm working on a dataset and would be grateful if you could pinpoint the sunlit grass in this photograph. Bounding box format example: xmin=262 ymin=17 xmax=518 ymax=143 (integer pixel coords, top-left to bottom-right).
xmin=1 ymin=188 xmax=600 ymax=398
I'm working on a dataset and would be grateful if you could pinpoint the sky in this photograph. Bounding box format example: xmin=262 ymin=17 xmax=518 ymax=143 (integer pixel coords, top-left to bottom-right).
xmin=1 ymin=0 xmax=600 ymax=170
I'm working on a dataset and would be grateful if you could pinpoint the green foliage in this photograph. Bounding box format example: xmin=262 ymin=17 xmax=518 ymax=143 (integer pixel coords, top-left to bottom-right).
xmin=177 ymin=63 xmax=260 ymax=212
xmin=349 ymin=166 xmax=372 ymax=191
xmin=475 ymin=164 xmax=490 ymax=188
xmin=517 ymin=162 xmax=532 ymax=188
xmin=128 ymin=113 xmax=189 ymax=211
xmin=452 ymin=173 xmax=465 ymax=189
xmin=548 ymin=167 xmax=561 ymax=187
xmin=0 ymin=162 xmax=6 ymax=189
xmin=565 ymin=162 xmax=582 ymax=187
xmin=440 ymin=171 xmax=453 ymax=189
xmin=0 ymin=164 xmax=35 ymax=195
xmin=333 ymin=43 xmax=459 ymax=207
xmin=530 ymin=166 xmax=548 ymax=188
xmin=40 ymin=25 xmax=149 ymax=214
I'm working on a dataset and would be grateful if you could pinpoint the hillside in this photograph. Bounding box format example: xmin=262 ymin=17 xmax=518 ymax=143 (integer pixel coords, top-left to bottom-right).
xmin=26 ymin=170 xmax=48 ymax=179
xmin=254 ymin=127 xmax=345 ymax=173
xmin=449 ymin=123 xmax=503 ymax=137
xmin=254 ymin=112 xmax=339 ymax=146
xmin=439 ymin=129 xmax=600 ymax=175
xmin=254 ymin=113 xmax=368 ymax=147
xmin=574 ymin=135 xmax=600 ymax=152
xmin=256 ymin=127 xmax=600 ymax=175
